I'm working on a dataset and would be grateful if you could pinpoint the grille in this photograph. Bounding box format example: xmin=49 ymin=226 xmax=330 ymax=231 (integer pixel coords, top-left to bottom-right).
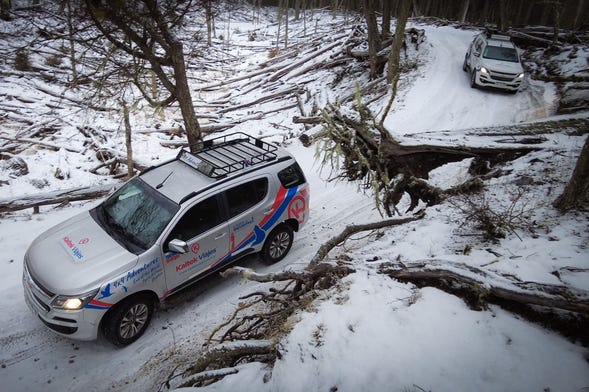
xmin=489 ymin=71 xmax=517 ymax=82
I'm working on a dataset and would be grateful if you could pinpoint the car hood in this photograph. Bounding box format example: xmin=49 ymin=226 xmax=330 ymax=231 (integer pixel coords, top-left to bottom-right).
xmin=26 ymin=211 xmax=137 ymax=295
xmin=481 ymin=58 xmax=523 ymax=74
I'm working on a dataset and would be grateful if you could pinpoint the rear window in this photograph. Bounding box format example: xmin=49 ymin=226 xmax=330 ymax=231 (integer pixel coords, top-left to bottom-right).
xmin=278 ymin=163 xmax=306 ymax=188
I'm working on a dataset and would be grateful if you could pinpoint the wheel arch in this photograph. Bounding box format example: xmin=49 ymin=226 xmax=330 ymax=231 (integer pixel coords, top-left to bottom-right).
xmin=283 ymin=218 xmax=299 ymax=232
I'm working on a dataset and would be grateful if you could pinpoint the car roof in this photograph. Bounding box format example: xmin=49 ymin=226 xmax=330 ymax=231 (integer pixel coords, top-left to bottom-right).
xmin=139 ymin=133 xmax=293 ymax=204
xmin=480 ymin=32 xmax=517 ymax=49
xmin=140 ymin=159 xmax=215 ymax=204
xmin=487 ymin=38 xmax=516 ymax=48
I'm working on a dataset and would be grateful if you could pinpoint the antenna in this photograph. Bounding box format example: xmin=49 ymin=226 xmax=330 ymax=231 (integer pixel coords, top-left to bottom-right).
xmin=156 ymin=171 xmax=174 ymax=189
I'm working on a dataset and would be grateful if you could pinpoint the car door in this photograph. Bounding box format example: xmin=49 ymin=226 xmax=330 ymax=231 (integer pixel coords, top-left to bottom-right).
xmin=161 ymin=194 xmax=229 ymax=290
xmin=471 ymin=36 xmax=484 ymax=68
xmin=224 ymin=177 xmax=271 ymax=258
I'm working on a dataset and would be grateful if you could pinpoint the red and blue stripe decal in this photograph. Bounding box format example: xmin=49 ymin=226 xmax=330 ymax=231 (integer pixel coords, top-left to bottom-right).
xmin=85 ymin=299 xmax=113 ymax=310
xmin=210 ymin=185 xmax=297 ymax=269
xmin=160 ymin=185 xmax=300 ymax=301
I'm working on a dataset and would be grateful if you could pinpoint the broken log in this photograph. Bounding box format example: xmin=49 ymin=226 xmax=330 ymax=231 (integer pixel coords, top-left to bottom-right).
xmin=0 ymin=135 xmax=83 ymax=153
xmin=0 ymin=184 xmax=116 ymax=214
xmin=380 ymin=260 xmax=589 ymax=314
xmin=379 ymin=260 xmax=589 ymax=344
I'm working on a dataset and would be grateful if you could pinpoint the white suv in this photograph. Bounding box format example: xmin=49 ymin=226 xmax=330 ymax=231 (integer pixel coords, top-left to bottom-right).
xmin=463 ymin=31 xmax=525 ymax=93
xmin=23 ymin=133 xmax=309 ymax=346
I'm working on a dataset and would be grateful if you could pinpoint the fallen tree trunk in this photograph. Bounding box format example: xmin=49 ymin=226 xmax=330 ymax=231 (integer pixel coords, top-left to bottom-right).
xmin=0 ymin=183 xmax=115 ymax=214
xmin=318 ymin=103 xmax=540 ymax=216
xmin=379 ymin=260 xmax=589 ymax=314
xmin=0 ymin=135 xmax=83 ymax=153
xmin=171 ymin=341 xmax=275 ymax=389
xmin=379 ymin=260 xmax=589 ymax=343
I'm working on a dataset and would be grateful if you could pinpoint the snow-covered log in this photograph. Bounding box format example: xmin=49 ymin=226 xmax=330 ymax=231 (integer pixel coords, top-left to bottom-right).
xmin=0 ymin=184 xmax=115 ymax=213
xmin=379 ymin=260 xmax=589 ymax=315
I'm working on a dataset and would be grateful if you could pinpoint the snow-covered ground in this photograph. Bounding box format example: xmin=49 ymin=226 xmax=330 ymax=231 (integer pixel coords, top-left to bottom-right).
xmin=1 ymin=6 xmax=588 ymax=392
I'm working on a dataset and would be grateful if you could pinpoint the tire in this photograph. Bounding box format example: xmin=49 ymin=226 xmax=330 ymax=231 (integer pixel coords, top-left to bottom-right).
xmin=102 ymin=294 xmax=154 ymax=347
xmin=260 ymin=224 xmax=293 ymax=264
xmin=470 ymin=70 xmax=478 ymax=89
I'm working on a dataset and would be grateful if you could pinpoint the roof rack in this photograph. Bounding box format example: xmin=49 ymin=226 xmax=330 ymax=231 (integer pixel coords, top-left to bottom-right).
xmin=177 ymin=132 xmax=278 ymax=179
xmin=484 ymin=28 xmax=512 ymax=41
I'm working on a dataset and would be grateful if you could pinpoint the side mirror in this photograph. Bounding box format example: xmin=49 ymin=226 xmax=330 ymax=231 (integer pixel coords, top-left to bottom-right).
xmin=473 ymin=51 xmax=480 ymax=57
xmin=168 ymin=239 xmax=188 ymax=254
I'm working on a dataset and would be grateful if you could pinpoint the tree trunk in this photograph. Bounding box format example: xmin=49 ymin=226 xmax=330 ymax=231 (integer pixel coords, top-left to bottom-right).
xmin=573 ymin=0 xmax=585 ymax=29
xmin=382 ymin=0 xmax=391 ymax=39
xmin=381 ymin=0 xmax=410 ymax=125
xmin=170 ymin=41 xmax=202 ymax=151
xmin=1 ymin=0 xmax=11 ymax=20
xmin=284 ymin=0 xmax=289 ymax=49
xmin=498 ymin=0 xmax=510 ymax=31
xmin=460 ymin=0 xmax=470 ymax=23
xmin=122 ymin=102 xmax=134 ymax=179
xmin=65 ymin=0 xmax=78 ymax=87
xmin=206 ymin=0 xmax=213 ymax=46
xmin=363 ymin=0 xmax=380 ymax=80
xmin=554 ymin=135 xmax=589 ymax=211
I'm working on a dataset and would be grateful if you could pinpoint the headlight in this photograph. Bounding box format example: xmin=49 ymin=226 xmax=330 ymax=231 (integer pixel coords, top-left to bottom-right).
xmin=517 ymin=73 xmax=524 ymax=79
xmin=480 ymin=67 xmax=489 ymax=74
xmin=52 ymin=289 xmax=99 ymax=310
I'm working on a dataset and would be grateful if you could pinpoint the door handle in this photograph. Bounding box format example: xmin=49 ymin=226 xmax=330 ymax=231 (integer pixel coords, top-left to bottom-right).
xmin=264 ymin=208 xmax=274 ymax=215
xmin=214 ymin=232 xmax=227 ymax=240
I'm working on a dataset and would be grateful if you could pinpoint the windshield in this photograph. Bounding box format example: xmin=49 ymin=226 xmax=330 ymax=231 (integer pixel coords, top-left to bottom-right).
xmin=483 ymin=45 xmax=519 ymax=63
xmin=94 ymin=178 xmax=179 ymax=253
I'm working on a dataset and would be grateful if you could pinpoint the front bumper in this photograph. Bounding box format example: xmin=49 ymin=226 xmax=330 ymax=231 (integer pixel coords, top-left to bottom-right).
xmin=475 ymin=70 xmax=522 ymax=92
xmin=22 ymin=263 xmax=103 ymax=341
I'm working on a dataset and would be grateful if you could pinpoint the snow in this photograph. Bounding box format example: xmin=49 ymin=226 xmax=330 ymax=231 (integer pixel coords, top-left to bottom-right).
xmin=1 ymin=5 xmax=588 ymax=392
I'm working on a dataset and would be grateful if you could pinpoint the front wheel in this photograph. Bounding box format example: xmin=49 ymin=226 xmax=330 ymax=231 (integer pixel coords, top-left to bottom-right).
xmin=102 ymin=294 xmax=154 ymax=346
xmin=470 ymin=70 xmax=478 ymax=89
xmin=260 ymin=224 xmax=293 ymax=264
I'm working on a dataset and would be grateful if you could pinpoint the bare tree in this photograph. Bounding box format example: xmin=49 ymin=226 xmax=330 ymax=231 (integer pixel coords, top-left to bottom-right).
xmin=83 ymin=0 xmax=203 ymax=151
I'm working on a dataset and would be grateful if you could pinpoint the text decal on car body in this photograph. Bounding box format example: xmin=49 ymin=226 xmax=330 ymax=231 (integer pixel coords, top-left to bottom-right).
xmin=59 ymin=235 xmax=90 ymax=263
xmin=161 ymin=185 xmax=302 ymax=301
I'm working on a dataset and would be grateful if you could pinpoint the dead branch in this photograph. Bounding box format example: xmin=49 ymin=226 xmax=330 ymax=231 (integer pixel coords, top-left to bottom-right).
xmin=310 ymin=212 xmax=426 ymax=267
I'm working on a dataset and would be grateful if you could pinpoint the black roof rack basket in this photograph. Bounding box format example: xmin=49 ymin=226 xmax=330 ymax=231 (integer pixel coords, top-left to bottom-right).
xmin=177 ymin=132 xmax=278 ymax=178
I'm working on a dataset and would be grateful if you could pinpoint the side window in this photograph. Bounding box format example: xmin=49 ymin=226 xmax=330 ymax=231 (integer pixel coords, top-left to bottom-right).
xmin=226 ymin=178 xmax=268 ymax=218
xmin=474 ymin=38 xmax=483 ymax=53
xmin=278 ymin=163 xmax=306 ymax=188
xmin=168 ymin=196 xmax=224 ymax=242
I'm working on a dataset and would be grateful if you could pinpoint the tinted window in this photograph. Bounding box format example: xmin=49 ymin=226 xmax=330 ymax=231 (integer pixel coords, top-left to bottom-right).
xmin=168 ymin=196 xmax=224 ymax=242
xmin=226 ymin=178 xmax=268 ymax=218
xmin=278 ymin=163 xmax=306 ymax=188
